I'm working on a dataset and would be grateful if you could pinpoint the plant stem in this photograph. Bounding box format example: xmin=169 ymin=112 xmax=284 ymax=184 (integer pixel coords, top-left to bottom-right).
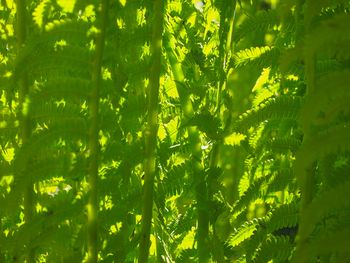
xmin=15 ymin=0 xmax=35 ymax=262
xmin=216 ymin=0 xmax=236 ymax=115
xmin=87 ymin=0 xmax=108 ymax=262
xmin=138 ymin=0 xmax=164 ymax=262
xmin=211 ymin=2 xmax=237 ymax=262
xmin=164 ymin=32 xmax=210 ymax=262
xmin=293 ymin=1 xmax=317 ymax=261
xmin=293 ymin=57 xmax=316 ymax=263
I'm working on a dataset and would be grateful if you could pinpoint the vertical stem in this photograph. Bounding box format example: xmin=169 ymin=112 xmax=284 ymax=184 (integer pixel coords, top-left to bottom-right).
xmin=301 ymin=3 xmax=317 ymax=211
xmin=87 ymin=0 xmax=108 ymax=262
xmin=16 ymin=0 xmax=34 ymax=262
xmin=155 ymin=212 xmax=166 ymax=263
xmin=209 ymin=145 xmax=225 ymax=263
xmin=293 ymin=1 xmax=317 ymax=261
xmin=138 ymin=0 xmax=164 ymax=262
xmin=216 ymin=0 xmax=236 ymax=114
xmin=115 ymin=163 xmax=131 ymax=263
xmin=164 ymin=33 xmax=209 ymax=262
xmin=187 ymin=126 xmax=209 ymax=263
xmin=16 ymin=0 xmax=26 ymax=46
xmin=294 ymin=0 xmax=305 ymax=43
xmin=211 ymin=2 xmax=237 ymax=262
xmin=0 ymin=218 xmax=4 ymax=261
xmin=293 ymin=55 xmax=316 ymax=263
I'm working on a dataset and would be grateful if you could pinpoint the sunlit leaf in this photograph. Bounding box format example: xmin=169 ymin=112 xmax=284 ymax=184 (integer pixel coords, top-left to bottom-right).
xmin=56 ymin=0 xmax=76 ymax=13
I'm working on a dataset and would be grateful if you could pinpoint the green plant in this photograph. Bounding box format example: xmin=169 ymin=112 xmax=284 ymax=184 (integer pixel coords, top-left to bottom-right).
xmin=0 ymin=0 xmax=349 ymax=262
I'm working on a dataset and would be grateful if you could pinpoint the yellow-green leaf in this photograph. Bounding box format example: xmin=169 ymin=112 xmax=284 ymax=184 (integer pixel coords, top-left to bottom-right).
xmin=56 ymin=0 xmax=76 ymax=13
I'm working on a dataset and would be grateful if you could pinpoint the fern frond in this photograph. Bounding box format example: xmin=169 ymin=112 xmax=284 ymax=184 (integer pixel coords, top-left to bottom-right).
xmin=304 ymin=0 xmax=348 ymax=27
xmin=176 ymin=248 xmax=196 ymax=262
xmin=227 ymin=218 xmax=262 ymax=248
xmin=316 ymin=58 xmax=342 ymax=77
xmin=11 ymin=199 xmax=84 ymax=252
xmin=242 ymin=202 xmax=298 ymax=260
xmin=266 ymin=202 xmax=299 ymax=234
xmin=303 ymin=227 xmax=350 ymax=258
xmin=183 ymin=112 xmax=221 ymax=139
xmin=14 ymin=45 xmax=92 ymax=80
xmin=0 ymin=116 xmax=18 ymax=147
xmin=296 ymin=126 xmax=350 ymax=182
xmin=44 ymin=19 xmax=89 ymax=41
xmin=32 ymin=0 xmax=50 ymax=29
xmin=236 ymin=96 xmax=302 ymax=130
xmin=234 ymin=255 xmax=247 ymax=263
xmin=31 ymin=77 xmax=90 ymax=100
xmin=267 ymin=168 xmax=296 ymax=192
xmin=157 ymin=163 xmax=189 ymax=198
xmin=234 ymin=10 xmax=279 ymax=42
xmin=305 ymin=14 xmax=350 ymax=60
xmin=300 ymin=69 xmax=350 ymax=128
xmin=234 ymin=176 xmax=268 ymax=212
xmin=299 ymin=178 xmax=350 ymax=239
xmin=279 ymin=47 xmax=304 ymax=75
xmin=13 ymin=125 xmax=87 ymax=174
xmin=252 ymin=235 xmax=293 ymax=263
xmin=253 ymin=123 xmax=301 ymax=157
xmin=29 ymin=155 xmax=73 ymax=183
xmin=0 ymin=161 xmax=11 ymax=177
xmin=168 ymin=207 xmax=195 ymax=236
xmin=268 ymin=137 xmax=301 ymax=154
xmin=29 ymin=102 xmax=84 ymax=124
xmin=234 ymin=46 xmax=280 ymax=69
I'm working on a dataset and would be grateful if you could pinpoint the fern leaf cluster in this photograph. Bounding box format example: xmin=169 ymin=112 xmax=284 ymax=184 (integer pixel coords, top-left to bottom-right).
xmin=0 ymin=0 xmax=349 ymax=262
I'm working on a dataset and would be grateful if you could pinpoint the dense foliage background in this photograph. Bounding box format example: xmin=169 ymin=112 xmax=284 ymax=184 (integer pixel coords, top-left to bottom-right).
xmin=1 ymin=0 xmax=350 ymax=262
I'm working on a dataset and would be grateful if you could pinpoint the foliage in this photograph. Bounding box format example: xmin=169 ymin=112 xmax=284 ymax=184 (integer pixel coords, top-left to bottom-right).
xmin=0 ymin=0 xmax=349 ymax=262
